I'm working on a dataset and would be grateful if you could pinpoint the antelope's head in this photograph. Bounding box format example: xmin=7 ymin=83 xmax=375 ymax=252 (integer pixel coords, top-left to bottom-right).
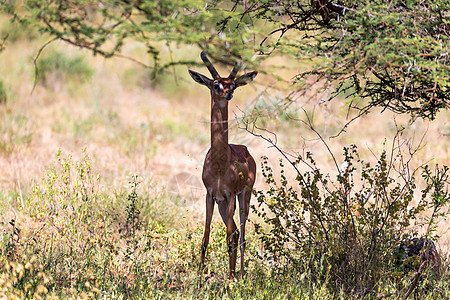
xmin=189 ymin=52 xmax=257 ymax=101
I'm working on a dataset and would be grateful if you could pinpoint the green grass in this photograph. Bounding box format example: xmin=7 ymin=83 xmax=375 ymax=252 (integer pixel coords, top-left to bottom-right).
xmin=0 ymin=150 xmax=448 ymax=299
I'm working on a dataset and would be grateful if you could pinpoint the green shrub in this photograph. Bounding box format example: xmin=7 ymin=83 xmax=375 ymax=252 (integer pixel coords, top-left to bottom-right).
xmin=36 ymin=50 xmax=93 ymax=87
xmin=253 ymin=142 xmax=449 ymax=298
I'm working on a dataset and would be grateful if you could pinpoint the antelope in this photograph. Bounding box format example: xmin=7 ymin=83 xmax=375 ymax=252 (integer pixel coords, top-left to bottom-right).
xmin=188 ymin=52 xmax=257 ymax=278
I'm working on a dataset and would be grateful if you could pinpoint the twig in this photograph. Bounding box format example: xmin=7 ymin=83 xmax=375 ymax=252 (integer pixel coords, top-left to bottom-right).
xmin=32 ymin=37 xmax=58 ymax=94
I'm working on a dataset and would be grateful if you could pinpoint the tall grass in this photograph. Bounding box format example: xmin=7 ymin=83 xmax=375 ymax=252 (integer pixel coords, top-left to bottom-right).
xmin=0 ymin=149 xmax=448 ymax=299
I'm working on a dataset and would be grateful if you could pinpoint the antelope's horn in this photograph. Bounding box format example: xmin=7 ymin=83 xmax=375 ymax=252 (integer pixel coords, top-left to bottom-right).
xmin=200 ymin=51 xmax=220 ymax=79
xmin=228 ymin=62 xmax=241 ymax=79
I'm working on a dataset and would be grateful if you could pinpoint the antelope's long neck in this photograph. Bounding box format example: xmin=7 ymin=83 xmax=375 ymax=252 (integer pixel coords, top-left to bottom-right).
xmin=210 ymin=94 xmax=230 ymax=175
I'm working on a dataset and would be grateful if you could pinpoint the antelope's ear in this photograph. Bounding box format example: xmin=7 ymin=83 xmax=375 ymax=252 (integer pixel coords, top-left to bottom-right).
xmin=235 ymin=71 xmax=258 ymax=88
xmin=189 ymin=70 xmax=212 ymax=88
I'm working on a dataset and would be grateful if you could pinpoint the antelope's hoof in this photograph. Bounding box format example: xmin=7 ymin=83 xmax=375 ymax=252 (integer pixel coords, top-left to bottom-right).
xmin=198 ymin=264 xmax=206 ymax=275
xmin=229 ymin=271 xmax=237 ymax=280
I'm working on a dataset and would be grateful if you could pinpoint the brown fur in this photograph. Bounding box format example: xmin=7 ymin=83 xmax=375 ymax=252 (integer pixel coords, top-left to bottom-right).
xmin=189 ymin=52 xmax=257 ymax=278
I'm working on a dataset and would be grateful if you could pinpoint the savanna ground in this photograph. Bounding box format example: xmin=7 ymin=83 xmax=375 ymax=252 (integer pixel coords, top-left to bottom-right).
xmin=0 ymin=18 xmax=449 ymax=299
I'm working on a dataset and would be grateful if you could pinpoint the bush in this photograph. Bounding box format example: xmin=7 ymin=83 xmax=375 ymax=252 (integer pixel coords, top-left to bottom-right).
xmin=36 ymin=50 xmax=93 ymax=87
xmin=253 ymin=139 xmax=449 ymax=298
xmin=22 ymin=149 xmax=112 ymax=293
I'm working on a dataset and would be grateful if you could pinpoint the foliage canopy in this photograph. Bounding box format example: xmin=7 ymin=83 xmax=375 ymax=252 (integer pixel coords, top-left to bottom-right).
xmin=1 ymin=1 xmax=449 ymax=118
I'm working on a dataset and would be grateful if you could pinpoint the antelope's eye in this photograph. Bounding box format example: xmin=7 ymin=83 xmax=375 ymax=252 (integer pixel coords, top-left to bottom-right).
xmin=213 ymin=83 xmax=220 ymax=92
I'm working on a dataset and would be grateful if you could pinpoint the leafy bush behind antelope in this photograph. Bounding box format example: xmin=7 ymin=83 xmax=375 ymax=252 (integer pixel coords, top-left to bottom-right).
xmin=253 ymin=138 xmax=449 ymax=298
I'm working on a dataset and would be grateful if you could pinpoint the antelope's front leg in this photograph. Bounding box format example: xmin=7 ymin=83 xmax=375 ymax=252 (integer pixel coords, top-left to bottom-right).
xmin=226 ymin=191 xmax=238 ymax=279
xmin=200 ymin=192 xmax=214 ymax=273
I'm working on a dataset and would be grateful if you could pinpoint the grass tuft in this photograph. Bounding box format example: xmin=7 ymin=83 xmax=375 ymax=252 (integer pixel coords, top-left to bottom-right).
xmin=0 ymin=79 xmax=7 ymax=104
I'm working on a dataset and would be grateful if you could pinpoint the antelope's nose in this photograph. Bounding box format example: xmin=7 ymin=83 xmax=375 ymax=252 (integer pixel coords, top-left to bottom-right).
xmin=225 ymin=92 xmax=233 ymax=100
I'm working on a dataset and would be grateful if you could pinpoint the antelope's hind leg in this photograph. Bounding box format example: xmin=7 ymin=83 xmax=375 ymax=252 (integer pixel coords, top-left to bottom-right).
xmin=238 ymin=190 xmax=251 ymax=277
xmin=220 ymin=192 xmax=238 ymax=278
